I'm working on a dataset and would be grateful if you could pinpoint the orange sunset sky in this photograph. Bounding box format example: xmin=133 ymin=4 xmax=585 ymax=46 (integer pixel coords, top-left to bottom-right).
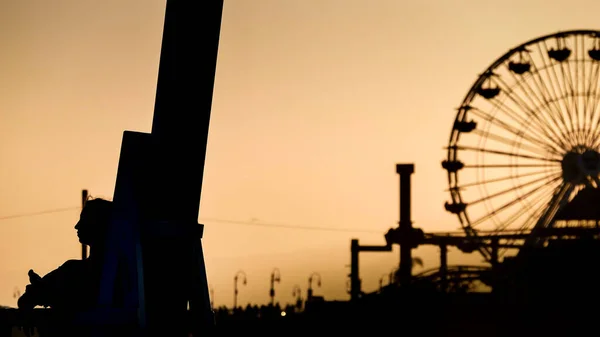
xmin=1 ymin=0 xmax=600 ymax=308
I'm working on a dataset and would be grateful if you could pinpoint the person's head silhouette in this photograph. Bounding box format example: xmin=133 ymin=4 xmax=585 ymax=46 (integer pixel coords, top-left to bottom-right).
xmin=74 ymin=198 xmax=112 ymax=247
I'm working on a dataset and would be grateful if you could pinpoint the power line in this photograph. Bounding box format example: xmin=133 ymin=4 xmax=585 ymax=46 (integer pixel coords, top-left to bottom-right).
xmin=0 ymin=207 xmax=472 ymax=235
xmin=0 ymin=207 xmax=80 ymax=220
xmin=0 ymin=207 xmax=383 ymax=233
xmin=200 ymin=217 xmax=383 ymax=234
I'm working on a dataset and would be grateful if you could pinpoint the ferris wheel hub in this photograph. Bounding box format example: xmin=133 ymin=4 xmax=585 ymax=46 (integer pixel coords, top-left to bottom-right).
xmin=561 ymin=149 xmax=600 ymax=186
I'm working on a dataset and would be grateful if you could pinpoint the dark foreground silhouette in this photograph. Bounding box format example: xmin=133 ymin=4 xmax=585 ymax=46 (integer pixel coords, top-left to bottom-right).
xmin=16 ymin=198 xmax=119 ymax=336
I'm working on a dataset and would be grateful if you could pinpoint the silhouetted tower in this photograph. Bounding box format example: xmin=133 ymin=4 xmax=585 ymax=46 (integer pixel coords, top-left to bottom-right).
xmin=397 ymin=164 xmax=414 ymax=286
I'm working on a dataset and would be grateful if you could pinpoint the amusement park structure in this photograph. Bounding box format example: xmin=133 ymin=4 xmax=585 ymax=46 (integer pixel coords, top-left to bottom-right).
xmin=349 ymin=29 xmax=600 ymax=301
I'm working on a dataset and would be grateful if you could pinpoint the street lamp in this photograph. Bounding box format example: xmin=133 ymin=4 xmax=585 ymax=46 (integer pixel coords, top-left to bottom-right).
xmin=292 ymin=285 xmax=302 ymax=309
xmin=209 ymin=287 xmax=215 ymax=309
xmin=233 ymin=270 xmax=247 ymax=309
xmin=307 ymin=272 xmax=321 ymax=300
xmin=270 ymin=268 xmax=281 ymax=306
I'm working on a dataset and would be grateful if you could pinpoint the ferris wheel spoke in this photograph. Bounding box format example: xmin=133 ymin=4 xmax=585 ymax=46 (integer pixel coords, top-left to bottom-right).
xmin=469 ymin=175 xmax=562 ymax=228
xmin=485 ymin=96 xmax=567 ymax=152
xmin=558 ymin=60 xmax=580 ymax=141
xmin=447 ymin=168 xmax=560 ymax=191
xmin=449 ymin=145 xmax=560 ymax=163
xmin=470 ymin=107 xmax=564 ymax=156
xmin=583 ymin=61 xmax=600 ymax=146
xmin=522 ymin=182 xmax=576 ymax=248
xmin=492 ymin=76 xmax=570 ymax=151
xmin=576 ymin=36 xmax=589 ymax=143
xmin=472 ymin=129 xmax=561 ymax=158
xmin=507 ymin=75 xmax=571 ymax=146
xmin=587 ymin=76 xmax=600 ymax=146
xmin=464 ymin=164 xmax=553 ymax=169
xmin=587 ymin=53 xmax=600 ymax=140
xmin=467 ymin=171 xmax=561 ymax=207
xmin=497 ymin=178 xmax=562 ymax=233
xmin=539 ymin=41 xmax=580 ymax=143
xmin=485 ymin=178 xmax=560 ymax=252
xmin=525 ymin=50 xmax=576 ymax=141
xmin=516 ymin=186 xmax=562 ymax=234
xmin=495 ymin=73 xmax=571 ymax=149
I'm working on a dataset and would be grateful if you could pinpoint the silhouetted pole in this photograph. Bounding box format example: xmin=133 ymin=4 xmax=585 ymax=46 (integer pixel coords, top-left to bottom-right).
xmin=269 ymin=268 xmax=281 ymax=306
xmin=81 ymin=189 xmax=88 ymax=260
xmin=397 ymin=164 xmax=415 ymax=286
xmin=307 ymin=272 xmax=321 ymax=300
xmin=209 ymin=287 xmax=214 ymax=309
xmin=233 ymin=270 xmax=247 ymax=309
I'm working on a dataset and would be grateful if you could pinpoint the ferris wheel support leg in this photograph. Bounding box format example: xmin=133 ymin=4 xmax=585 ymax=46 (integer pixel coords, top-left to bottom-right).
xmin=396 ymin=164 xmax=415 ymax=286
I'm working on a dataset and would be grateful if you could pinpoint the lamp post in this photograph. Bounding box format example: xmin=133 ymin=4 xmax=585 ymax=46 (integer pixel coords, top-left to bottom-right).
xmin=269 ymin=268 xmax=281 ymax=306
xmin=307 ymin=272 xmax=321 ymax=300
xmin=233 ymin=270 xmax=247 ymax=309
xmin=292 ymin=285 xmax=302 ymax=310
xmin=209 ymin=287 xmax=214 ymax=309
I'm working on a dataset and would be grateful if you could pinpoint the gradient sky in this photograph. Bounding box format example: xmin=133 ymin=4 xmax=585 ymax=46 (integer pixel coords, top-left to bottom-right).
xmin=1 ymin=0 xmax=600 ymax=308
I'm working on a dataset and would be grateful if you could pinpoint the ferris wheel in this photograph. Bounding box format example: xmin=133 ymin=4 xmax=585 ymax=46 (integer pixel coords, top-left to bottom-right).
xmin=443 ymin=30 xmax=600 ymax=261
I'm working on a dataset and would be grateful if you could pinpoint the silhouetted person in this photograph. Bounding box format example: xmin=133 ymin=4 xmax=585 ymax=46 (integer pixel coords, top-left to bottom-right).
xmin=17 ymin=198 xmax=113 ymax=312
